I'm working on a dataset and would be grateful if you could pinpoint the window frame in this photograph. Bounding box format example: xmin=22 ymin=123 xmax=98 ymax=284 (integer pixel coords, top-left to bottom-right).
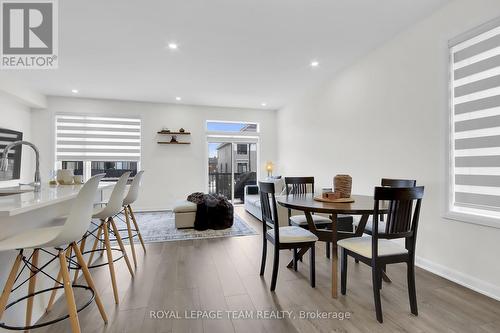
xmin=445 ymin=16 xmax=500 ymax=229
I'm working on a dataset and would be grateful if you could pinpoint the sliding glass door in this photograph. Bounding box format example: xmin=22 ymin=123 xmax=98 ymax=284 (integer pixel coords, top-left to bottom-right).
xmin=208 ymin=142 xmax=257 ymax=204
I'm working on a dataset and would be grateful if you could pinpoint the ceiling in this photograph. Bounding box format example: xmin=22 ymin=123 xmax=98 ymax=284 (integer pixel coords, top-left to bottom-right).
xmin=10 ymin=0 xmax=450 ymax=110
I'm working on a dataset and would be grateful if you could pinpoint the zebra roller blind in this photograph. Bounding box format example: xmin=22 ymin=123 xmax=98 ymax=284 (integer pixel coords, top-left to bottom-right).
xmin=451 ymin=18 xmax=500 ymax=217
xmin=56 ymin=115 xmax=141 ymax=162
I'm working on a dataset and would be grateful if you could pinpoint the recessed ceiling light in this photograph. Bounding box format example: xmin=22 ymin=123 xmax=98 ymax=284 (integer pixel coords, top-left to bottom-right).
xmin=261 ymin=102 xmax=267 ymax=107
xmin=310 ymin=60 xmax=319 ymax=68
xmin=71 ymin=89 xmax=79 ymax=94
xmin=175 ymin=96 xmax=181 ymax=101
xmin=168 ymin=42 xmax=178 ymax=50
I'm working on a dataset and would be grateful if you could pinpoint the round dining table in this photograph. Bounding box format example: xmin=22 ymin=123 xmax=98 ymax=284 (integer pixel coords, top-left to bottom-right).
xmin=276 ymin=194 xmax=386 ymax=298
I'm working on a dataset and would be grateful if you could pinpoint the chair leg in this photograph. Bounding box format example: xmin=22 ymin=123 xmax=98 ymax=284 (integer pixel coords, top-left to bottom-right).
xmin=309 ymin=245 xmax=315 ymax=288
xmin=46 ymin=268 xmax=62 ymax=313
xmin=379 ymin=265 xmax=386 ymax=290
xmin=26 ymin=249 xmax=39 ymax=328
xmin=293 ymin=249 xmax=298 ymax=271
xmin=109 ymin=218 xmax=135 ymax=277
xmin=0 ymin=252 xmax=23 ymax=320
xmin=71 ymin=242 xmax=108 ymax=324
xmin=325 ymin=242 xmax=330 ymax=259
xmin=270 ymin=247 xmax=279 ymax=291
xmin=73 ymin=235 xmax=87 ymax=284
xmin=407 ymin=261 xmax=418 ymax=316
xmin=340 ymin=248 xmax=347 ymax=295
xmin=372 ymin=266 xmax=383 ymax=323
xmin=260 ymin=238 xmax=267 ymax=276
xmin=58 ymin=249 xmax=81 ymax=333
xmin=103 ymin=220 xmax=120 ymax=304
xmin=87 ymin=225 xmax=103 ymax=267
xmin=128 ymin=205 xmax=146 ymax=252
xmin=355 ymin=258 xmax=359 ymax=264
xmin=124 ymin=206 xmax=138 ymax=267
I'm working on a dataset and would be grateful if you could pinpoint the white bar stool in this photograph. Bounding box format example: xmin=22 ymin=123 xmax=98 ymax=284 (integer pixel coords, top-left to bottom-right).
xmin=72 ymin=172 xmax=134 ymax=305
xmin=0 ymin=174 xmax=107 ymax=333
xmin=119 ymin=170 xmax=145 ymax=267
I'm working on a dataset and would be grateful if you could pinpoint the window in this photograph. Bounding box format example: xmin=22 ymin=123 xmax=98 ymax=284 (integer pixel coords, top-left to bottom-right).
xmin=237 ymin=162 xmax=248 ymax=173
xmin=448 ymin=17 xmax=500 ymax=226
xmin=206 ymin=121 xmax=258 ymax=133
xmin=56 ymin=114 xmax=141 ymax=180
xmin=236 ymin=144 xmax=248 ymax=155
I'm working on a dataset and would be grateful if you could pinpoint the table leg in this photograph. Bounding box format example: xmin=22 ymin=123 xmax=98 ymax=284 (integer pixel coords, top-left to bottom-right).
xmin=331 ymin=213 xmax=338 ymax=298
xmin=287 ymin=247 xmax=308 ymax=268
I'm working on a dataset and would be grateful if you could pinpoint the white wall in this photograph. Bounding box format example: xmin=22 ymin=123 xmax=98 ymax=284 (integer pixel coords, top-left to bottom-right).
xmin=0 ymin=92 xmax=33 ymax=187
xmin=32 ymin=96 xmax=278 ymax=210
xmin=277 ymin=0 xmax=500 ymax=300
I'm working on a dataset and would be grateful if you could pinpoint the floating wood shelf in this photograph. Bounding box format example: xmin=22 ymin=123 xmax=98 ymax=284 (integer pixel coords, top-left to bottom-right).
xmin=157 ymin=141 xmax=191 ymax=144
xmin=157 ymin=131 xmax=191 ymax=135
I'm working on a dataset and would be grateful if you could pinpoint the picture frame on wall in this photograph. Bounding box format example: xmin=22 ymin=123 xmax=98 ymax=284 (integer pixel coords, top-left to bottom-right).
xmin=0 ymin=128 xmax=23 ymax=181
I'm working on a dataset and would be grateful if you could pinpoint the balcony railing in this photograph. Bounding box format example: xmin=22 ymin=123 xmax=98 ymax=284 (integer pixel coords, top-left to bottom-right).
xmin=208 ymin=171 xmax=256 ymax=202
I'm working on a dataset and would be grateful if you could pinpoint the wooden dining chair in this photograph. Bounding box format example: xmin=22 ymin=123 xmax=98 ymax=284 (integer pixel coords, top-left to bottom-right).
xmin=354 ymin=178 xmax=417 ymax=236
xmin=285 ymin=177 xmax=332 ymax=258
xmin=338 ymin=186 xmax=424 ymax=323
xmin=259 ymin=181 xmax=318 ymax=291
xmin=285 ymin=176 xmax=353 ymax=260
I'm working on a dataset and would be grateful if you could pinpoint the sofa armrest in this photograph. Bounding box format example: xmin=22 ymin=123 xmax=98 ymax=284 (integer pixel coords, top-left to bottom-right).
xmin=244 ymin=185 xmax=259 ymax=195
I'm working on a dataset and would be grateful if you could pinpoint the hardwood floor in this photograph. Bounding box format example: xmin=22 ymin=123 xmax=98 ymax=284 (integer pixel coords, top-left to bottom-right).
xmin=36 ymin=207 xmax=500 ymax=333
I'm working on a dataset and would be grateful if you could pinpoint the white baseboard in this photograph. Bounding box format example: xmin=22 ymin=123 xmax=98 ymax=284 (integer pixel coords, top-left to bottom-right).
xmin=415 ymin=256 xmax=500 ymax=302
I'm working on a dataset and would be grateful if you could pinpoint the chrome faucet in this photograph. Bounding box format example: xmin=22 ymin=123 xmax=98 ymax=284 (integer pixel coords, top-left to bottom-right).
xmin=0 ymin=140 xmax=41 ymax=192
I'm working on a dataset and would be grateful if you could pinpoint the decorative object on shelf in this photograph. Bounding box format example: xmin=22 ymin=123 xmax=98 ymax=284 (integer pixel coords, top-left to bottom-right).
xmin=56 ymin=169 xmax=74 ymax=185
xmin=334 ymin=174 xmax=352 ymax=198
xmin=265 ymin=161 xmax=274 ymax=177
xmin=157 ymin=128 xmax=191 ymax=144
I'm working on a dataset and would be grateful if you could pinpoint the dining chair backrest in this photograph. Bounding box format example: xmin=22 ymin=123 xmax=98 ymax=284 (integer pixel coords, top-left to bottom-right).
xmin=372 ymin=186 xmax=424 ymax=256
xmin=285 ymin=176 xmax=315 ymax=195
xmin=50 ymin=174 xmax=105 ymax=246
xmin=381 ymin=178 xmax=416 ymax=188
xmin=123 ymin=170 xmax=144 ymax=206
xmin=259 ymin=181 xmax=280 ymax=238
xmin=98 ymin=171 xmax=131 ymax=217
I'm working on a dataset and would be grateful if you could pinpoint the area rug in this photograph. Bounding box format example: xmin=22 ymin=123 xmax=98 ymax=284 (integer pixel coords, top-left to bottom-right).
xmin=111 ymin=210 xmax=257 ymax=243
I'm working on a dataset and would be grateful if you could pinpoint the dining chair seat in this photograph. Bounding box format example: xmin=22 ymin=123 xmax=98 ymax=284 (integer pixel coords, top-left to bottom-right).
xmin=289 ymin=214 xmax=331 ymax=226
xmin=266 ymin=226 xmax=319 ymax=243
xmin=337 ymin=236 xmax=407 ymax=259
xmin=353 ymin=216 xmax=387 ymax=234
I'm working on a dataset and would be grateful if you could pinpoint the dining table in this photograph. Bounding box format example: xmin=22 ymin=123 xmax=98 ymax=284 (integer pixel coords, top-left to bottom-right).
xmin=276 ymin=193 xmax=388 ymax=298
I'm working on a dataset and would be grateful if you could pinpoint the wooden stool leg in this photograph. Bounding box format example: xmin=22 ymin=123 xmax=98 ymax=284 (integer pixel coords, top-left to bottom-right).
xmin=124 ymin=206 xmax=137 ymax=267
xmin=46 ymin=268 xmax=62 ymax=313
xmin=73 ymin=236 xmax=87 ymax=284
xmin=59 ymin=249 xmax=81 ymax=333
xmin=71 ymin=242 xmax=108 ymax=324
xmin=0 ymin=252 xmax=23 ymax=320
xmin=87 ymin=225 xmax=103 ymax=267
xmin=103 ymin=220 xmax=120 ymax=304
xmin=110 ymin=218 xmax=134 ymax=276
xmin=128 ymin=205 xmax=146 ymax=252
xmin=25 ymin=249 xmax=39 ymax=329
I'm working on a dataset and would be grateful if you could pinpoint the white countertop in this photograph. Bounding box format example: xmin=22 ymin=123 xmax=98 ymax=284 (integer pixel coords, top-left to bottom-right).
xmin=0 ymin=183 xmax=114 ymax=217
